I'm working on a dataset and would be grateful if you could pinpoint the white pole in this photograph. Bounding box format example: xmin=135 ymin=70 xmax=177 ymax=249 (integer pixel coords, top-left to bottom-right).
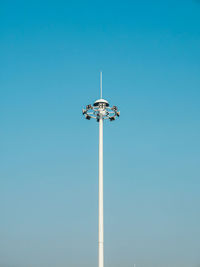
xmin=99 ymin=114 xmax=104 ymax=267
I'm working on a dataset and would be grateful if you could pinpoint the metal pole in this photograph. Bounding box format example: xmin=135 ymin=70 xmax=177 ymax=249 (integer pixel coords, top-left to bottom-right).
xmin=82 ymin=77 xmax=120 ymax=267
xmin=99 ymin=115 xmax=104 ymax=267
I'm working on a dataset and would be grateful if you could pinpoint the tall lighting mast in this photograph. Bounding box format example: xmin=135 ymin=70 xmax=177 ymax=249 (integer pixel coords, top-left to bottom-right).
xmin=82 ymin=72 xmax=120 ymax=267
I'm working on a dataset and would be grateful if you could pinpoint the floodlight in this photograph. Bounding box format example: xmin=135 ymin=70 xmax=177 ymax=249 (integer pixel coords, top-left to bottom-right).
xmin=85 ymin=114 xmax=91 ymax=120
xmin=86 ymin=104 xmax=92 ymax=110
xmin=109 ymin=116 xmax=115 ymax=121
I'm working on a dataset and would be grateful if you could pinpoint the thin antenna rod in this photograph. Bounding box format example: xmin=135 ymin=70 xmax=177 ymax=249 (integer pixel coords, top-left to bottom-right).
xmin=100 ymin=71 xmax=102 ymax=98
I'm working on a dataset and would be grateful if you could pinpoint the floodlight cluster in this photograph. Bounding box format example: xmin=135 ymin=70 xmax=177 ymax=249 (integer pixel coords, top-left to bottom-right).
xmin=82 ymin=100 xmax=120 ymax=122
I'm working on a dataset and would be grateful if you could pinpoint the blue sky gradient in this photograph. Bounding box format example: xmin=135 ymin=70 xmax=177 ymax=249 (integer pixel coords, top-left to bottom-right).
xmin=1 ymin=1 xmax=200 ymax=266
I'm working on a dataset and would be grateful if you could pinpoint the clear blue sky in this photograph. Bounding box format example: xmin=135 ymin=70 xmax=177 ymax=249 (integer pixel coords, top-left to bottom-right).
xmin=1 ymin=1 xmax=200 ymax=266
